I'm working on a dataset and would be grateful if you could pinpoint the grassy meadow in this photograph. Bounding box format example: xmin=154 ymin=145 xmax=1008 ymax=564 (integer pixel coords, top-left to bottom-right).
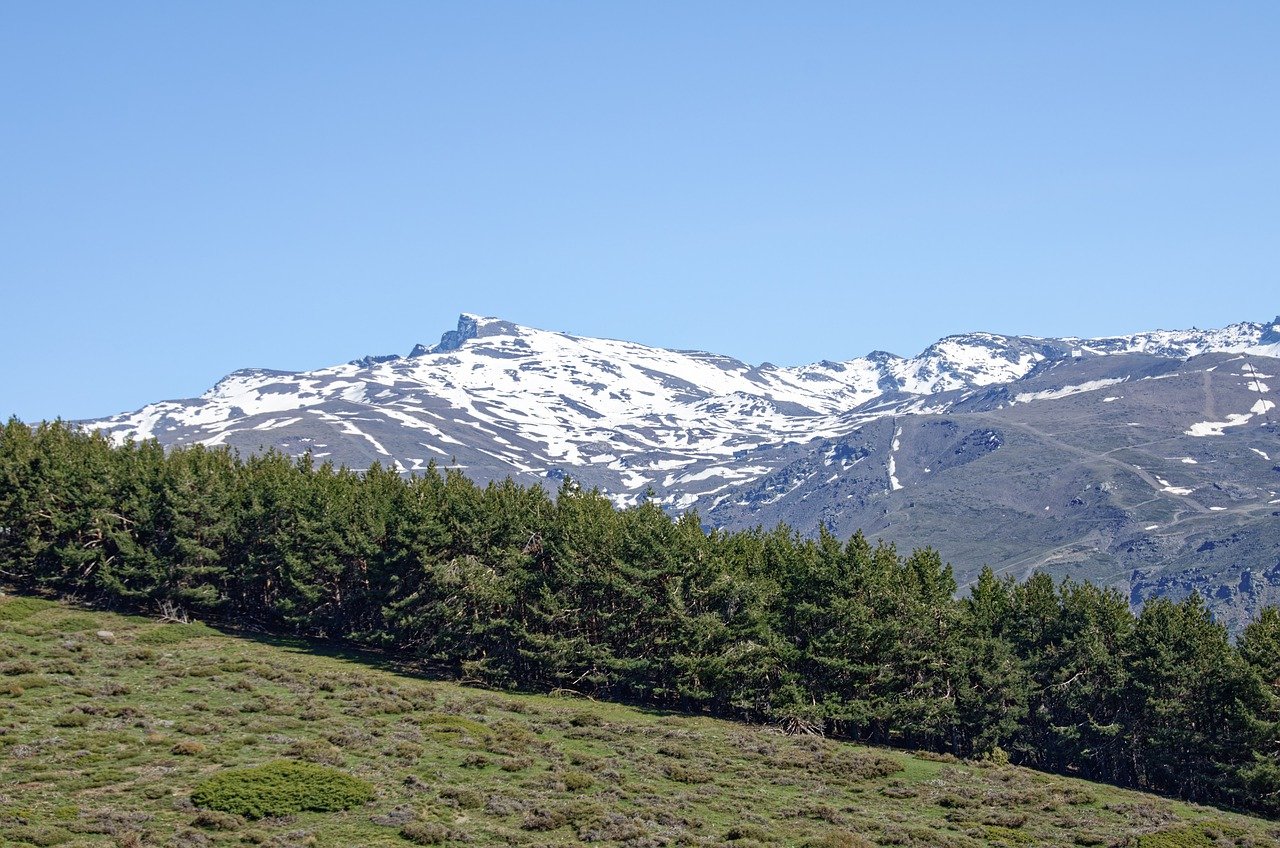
xmin=1 ymin=594 xmax=1277 ymax=848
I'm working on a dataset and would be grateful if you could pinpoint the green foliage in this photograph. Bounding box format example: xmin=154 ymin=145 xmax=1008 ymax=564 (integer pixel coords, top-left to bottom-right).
xmin=803 ymin=833 xmax=875 ymax=848
xmin=1132 ymin=824 xmax=1243 ymax=847
xmin=4 ymin=418 xmax=1280 ymax=816
xmin=401 ymin=821 xmax=450 ymax=844
xmin=1 ymin=596 xmax=1278 ymax=847
xmin=190 ymin=761 xmax=372 ymax=819
xmin=3 ymin=825 xmax=72 ymax=846
xmin=562 ymin=769 xmax=593 ymax=791
xmin=0 ymin=596 xmax=54 ymax=621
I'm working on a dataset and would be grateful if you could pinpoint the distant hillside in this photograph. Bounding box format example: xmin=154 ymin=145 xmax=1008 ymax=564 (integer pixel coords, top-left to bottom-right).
xmin=3 ymin=594 xmax=1279 ymax=848
xmin=77 ymin=313 xmax=1280 ymax=627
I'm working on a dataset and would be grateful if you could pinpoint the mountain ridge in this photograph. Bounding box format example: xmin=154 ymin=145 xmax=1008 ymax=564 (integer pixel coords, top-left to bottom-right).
xmin=78 ymin=311 xmax=1280 ymax=628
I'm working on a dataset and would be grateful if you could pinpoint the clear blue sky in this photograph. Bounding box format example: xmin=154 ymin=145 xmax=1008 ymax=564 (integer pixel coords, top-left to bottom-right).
xmin=3 ymin=2 xmax=1277 ymax=422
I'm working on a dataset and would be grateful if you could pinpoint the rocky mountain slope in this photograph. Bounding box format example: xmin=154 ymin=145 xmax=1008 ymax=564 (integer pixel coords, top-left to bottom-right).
xmin=82 ymin=313 xmax=1280 ymax=627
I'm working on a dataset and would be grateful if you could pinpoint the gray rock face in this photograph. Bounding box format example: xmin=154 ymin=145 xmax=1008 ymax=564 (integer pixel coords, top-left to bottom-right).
xmin=79 ymin=312 xmax=1280 ymax=629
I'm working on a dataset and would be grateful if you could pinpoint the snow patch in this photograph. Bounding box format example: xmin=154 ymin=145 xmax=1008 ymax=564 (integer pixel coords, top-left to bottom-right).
xmin=1155 ymin=477 xmax=1194 ymax=496
xmin=888 ymin=426 xmax=903 ymax=491
xmin=1013 ymin=378 xmax=1126 ymax=404
xmin=1185 ymin=414 xmax=1254 ymax=437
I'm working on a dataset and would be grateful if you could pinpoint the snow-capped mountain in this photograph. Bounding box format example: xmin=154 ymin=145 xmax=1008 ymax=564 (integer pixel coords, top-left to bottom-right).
xmin=81 ymin=313 xmax=1280 ymax=629
xmin=84 ymin=313 xmax=1280 ymax=504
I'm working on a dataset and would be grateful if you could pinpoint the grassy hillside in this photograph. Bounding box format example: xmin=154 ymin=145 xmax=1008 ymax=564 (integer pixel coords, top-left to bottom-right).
xmin=1 ymin=595 xmax=1277 ymax=848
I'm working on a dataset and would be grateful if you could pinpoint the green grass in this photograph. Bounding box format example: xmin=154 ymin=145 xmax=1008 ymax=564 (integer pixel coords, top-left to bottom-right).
xmin=2 ymin=593 xmax=1279 ymax=847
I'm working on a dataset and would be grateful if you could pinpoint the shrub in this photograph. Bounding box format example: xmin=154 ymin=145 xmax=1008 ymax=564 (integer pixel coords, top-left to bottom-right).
xmin=1062 ymin=787 xmax=1096 ymax=806
xmin=190 ymin=761 xmax=372 ymax=819
xmin=172 ymin=740 xmax=207 ymax=756
xmin=725 ymin=824 xmax=770 ymax=841
xmin=439 ymin=787 xmax=484 ymax=809
xmin=562 ymin=770 xmax=594 ymax=791
xmin=287 ymin=739 xmax=344 ymax=765
xmin=803 ymin=832 xmax=875 ymax=848
xmin=191 ymin=810 xmax=244 ymax=831
xmin=663 ymin=762 xmax=712 ymax=784
xmin=53 ymin=711 xmax=90 ymax=728
xmin=401 ymin=821 xmax=450 ymax=845
xmin=522 ymin=807 xmax=569 ymax=831
xmin=1134 ymin=826 xmax=1241 ymax=848
xmin=568 ymin=712 xmax=603 ymax=727
xmin=4 ymin=825 xmax=72 ymax=846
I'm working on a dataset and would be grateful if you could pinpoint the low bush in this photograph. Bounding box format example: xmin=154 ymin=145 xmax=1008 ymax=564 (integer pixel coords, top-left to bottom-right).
xmin=4 ymin=825 xmax=72 ymax=846
xmin=52 ymin=711 xmax=90 ymax=728
xmin=725 ymin=823 xmax=770 ymax=841
xmin=664 ymin=762 xmax=712 ymax=784
xmin=286 ymin=739 xmax=345 ymax=765
xmin=439 ymin=786 xmax=484 ymax=809
xmin=401 ymin=821 xmax=450 ymax=845
xmin=1133 ymin=825 xmax=1242 ymax=848
xmin=803 ymin=832 xmax=875 ymax=848
xmin=190 ymin=761 xmax=372 ymax=819
xmin=191 ymin=810 xmax=244 ymax=831
xmin=562 ymin=770 xmax=594 ymax=791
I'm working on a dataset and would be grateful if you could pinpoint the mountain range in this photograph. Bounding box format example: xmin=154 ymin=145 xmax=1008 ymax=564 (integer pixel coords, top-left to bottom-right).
xmin=82 ymin=313 xmax=1280 ymax=630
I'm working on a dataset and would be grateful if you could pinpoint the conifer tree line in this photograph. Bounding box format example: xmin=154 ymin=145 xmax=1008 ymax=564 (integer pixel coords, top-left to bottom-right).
xmin=3 ymin=419 xmax=1280 ymax=816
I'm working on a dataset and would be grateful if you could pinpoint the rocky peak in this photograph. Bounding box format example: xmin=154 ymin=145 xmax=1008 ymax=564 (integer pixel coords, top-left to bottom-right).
xmin=408 ymin=314 xmax=524 ymax=357
xmin=1260 ymin=316 xmax=1280 ymax=346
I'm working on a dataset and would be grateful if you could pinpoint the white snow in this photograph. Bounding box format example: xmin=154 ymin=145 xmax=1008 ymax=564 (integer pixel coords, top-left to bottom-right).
xmin=887 ymin=426 xmax=903 ymax=491
xmin=1156 ymin=476 xmax=1194 ymax=496
xmin=252 ymin=417 xmax=303 ymax=431
xmin=1180 ymin=457 xmax=1198 ymax=464
xmin=78 ymin=311 xmax=1280 ymax=510
xmin=887 ymin=457 xmax=902 ymax=491
xmin=1013 ymin=378 xmax=1126 ymax=404
xmin=1251 ymin=448 xmax=1272 ymax=461
xmin=1185 ymin=414 xmax=1255 ymax=437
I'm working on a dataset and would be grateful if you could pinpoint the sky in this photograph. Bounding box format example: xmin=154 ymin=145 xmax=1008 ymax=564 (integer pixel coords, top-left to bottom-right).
xmin=2 ymin=2 xmax=1278 ymax=422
